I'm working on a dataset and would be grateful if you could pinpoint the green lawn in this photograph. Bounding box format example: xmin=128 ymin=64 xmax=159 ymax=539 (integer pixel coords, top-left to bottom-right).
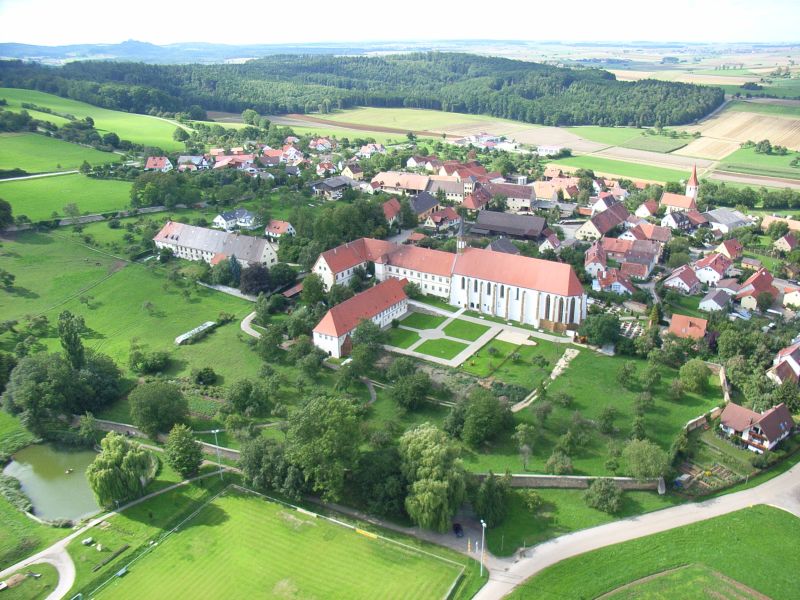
xmin=0 ymin=411 xmax=37 ymax=456
xmin=720 ymin=78 xmax=800 ymax=99
xmin=552 ymin=156 xmax=690 ymax=182
xmin=563 ymin=126 xmax=641 ymax=146
xmin=0 ymin=88 xmax=187 ymax=151
xmin=365 ymin=389 xmax=449 ymax=433
xmin=508 ymin=505 xmax=800 ymax=599
xmin=415 ymin=338 xmax=469 ymax=360
xmin=0 ymin=133 xmax=121 ymax=173
xmin=726 ymin=99 xmax=800 ymax=118
xmin=462 ymin=351 xmax=724 ymax=475
xmin=0 ymin=174 xmax=132 ymax=221
xmin=718 ymin=146 xmax=800 ymax=180
xmin=486 ymin=488 xmax=680 ymax=556
xmin=414 ymin=295 xmax=458 ymax=312
xmin=1 ymin=562 xmax=59 ymax=599
xmin=401 ymin=311 xmax=448 ymax=330
xmin=664 ymin=294 xmax=705 ymax=319
xmin=461 ymin=339 xmax=563 ymax=391
xmin=386 ymin=327 xmax=421 ymax=349
xmin=92 ymin=488 xmax=467 ymax=600
xmin=442 ymin=319 xmax=490 ymax=341
xmin=620 ymin=135 xmax=690 ymax=153
xmin=604 ymin=563 xmax=764 ymax=599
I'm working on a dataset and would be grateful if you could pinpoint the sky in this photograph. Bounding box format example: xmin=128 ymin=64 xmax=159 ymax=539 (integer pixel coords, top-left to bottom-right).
xmin=0 ymin=0 xmax=798 ymax=46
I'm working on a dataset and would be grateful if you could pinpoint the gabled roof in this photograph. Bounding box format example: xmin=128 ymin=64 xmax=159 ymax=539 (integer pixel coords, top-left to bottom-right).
xmin=757 ymin=404 xmax=794 ymax=441
xmin=585 ymin=242 xmax=607 ymax=267
xmin=668 ymin=314 xmax=707 ymax=339
xmin=660 ymin=192 xmax=696 ymax=210
xmin=717 ymin=239 xmax=743 ymax=257
xmin=379 ymin=244 xmax=457 ymax=277
xmin=776 ymin=233 xmax=798 ymax=250
xmin=694 ymin=252 xmax=732 ymax=277
xmin=701 ymin=288 xmax=731 ymax=308
xmin=488 ymin=237 xmax=520 ymax=255
xmin=473 ymin=211 xmax=545 ymax=238
xmin=588 ymin=202 xmax=630 ymax=236
xmin=145 ymin=156 xmax=170 ymax=169
xmin=597 ymin=268 xmax=635 ymax=294
xmin=372 ymin=172 xmax=429 ymax=192
xmin=154 ymin=221 xmax=274 ymax=265
xmin=703 ymin=208 xmax=750 ymax=229
xmin=266 ymin=219 xmax=292 ymax=235
xmin=720 ymin=403 xmax=759 ymax=433
xmin=665 ymin=264 xmax=700 ymax=289
xmin=313 ymin=278 xmax=408 ymax=338
xmin=737 ymin=267 xmax=778 ymax=300
xmin=428 ymin=207 xmax=460 ymax=225
xmin=409 ymin=192 xmax=440 ymax=215
xmin=637 ymin=200 xmax=658 ymax=216
xmin=482 ymin=182 xmax=536 ymax=201
xmin=382 ymin=197 xmax=401 ymax=221
xmin=685 ymin=210 xmax=708 ymax=226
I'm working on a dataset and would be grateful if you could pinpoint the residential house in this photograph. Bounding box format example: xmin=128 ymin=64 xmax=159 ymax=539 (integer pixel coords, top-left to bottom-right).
xmin=357 ymin=143 xmax=386 ymax=159
xmin=716 ymin=278 xmax=742 ymax=296
xmin=699 ymin=289 xmax=731 ymax=312
xmin=716 ymin=239 xmax=744 ymax=260
xmin=371 ymin=172 xmax=430 ymax=195
xmin=308 ymin=137 xmax=335 ymax=152
xmin=741 ymin=257 xmax=763 ymax=271
xmin=584 ymin=242 xmax=607 ymax=278
xmin=177 ymin=155 xmax=209 ymax=171
xmin=154 ymin=221 xmax=277 ymax=267
xmin=312 ymin=278 xmax=409 ymax=358
xmin=212 ymin=208 xmax=257 ymax=231
xmin=774 ymin=233 xmax=798 ymax=254
xmin=341 ymin=163 xmax=363 ymax=181
xmin=265 ymin=219 xmax=295 ymax=241
xmin=407 ymin=155 xmax=438 ymax=170
xmin=575 ymin=203 xmax=630 ymax=241
xmin=316 ymin=162 xmax=336 ymax=177
xmin=703 ymin=208 xmax=752 ymax=234
xmin=424 ymin=207 xmax=461 ymax=232
xmin=668 ymin=314 xmax=707 ymax=340
xmin=619 ymin=223 xmax=671 ymax=245
xmin=144 ymin=156 xmax=173 ymax=172
xmin=383 ymin=198 xmax=402 ymax=227
xmin=592 ymin=268 xmax=635 ymax=295
xmin=783 ymin=286 xmax=800 ymax=310
xmin=635 ymin=200 xmax=659 ymax=219
xmin=310 ymin=175 xmax=358 ymax=200
xmin=427 ymin=179 xmax=465 ymax=203
xmin=284 ymin=165 xmax=301 ymax=177
xmin=480 ymin=182 xmax=536 ymax=212
xmin=462 ymin=188 xmax=491 ymax=212
xmin=590 ymin=194 xmax=618 ymax=216
xmin=599 ymin=238 xmax=660 ymax=277
xmin=539 ymin=232 xmax=562 ymax=254
xmin=719 ymin=402 xmax=794 ymax=453
xmin=663 ymin=264 xmax=701 ymax=295
xmin=488 ymin=238 xmax=520 ymax=255
xmin=736 ymin=267 xmax=779 ymax=310
xmin=760 ymin=215 xmax=800 ymax=235
xmin=471 ymin=211 xmax=545 ymax=240
xmin=693 ymin=253 xmax=732 ymax=286
xmin=409 ymin=192 xmax=441 ymax=220
xmin=767 ymin=342 xmax=800 ymax=385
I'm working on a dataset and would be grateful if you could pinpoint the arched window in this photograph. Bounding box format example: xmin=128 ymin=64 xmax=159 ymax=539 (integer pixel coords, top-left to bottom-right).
xmin=500 ymin=285 xmax=504 ymax=298
xmin=544 ymin=295 xmax=551 ymax=319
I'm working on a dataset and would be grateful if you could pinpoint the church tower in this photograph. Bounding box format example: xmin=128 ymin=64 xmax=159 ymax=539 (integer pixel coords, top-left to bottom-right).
xmin=456 ymin=220 xmax=466 ymax=254
xmin=685 ymin=165 xmax=699 ymax=200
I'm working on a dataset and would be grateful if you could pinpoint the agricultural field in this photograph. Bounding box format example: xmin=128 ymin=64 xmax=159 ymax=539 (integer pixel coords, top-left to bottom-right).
xmin=0 ymin=132 xmax=120 ymax=173
xmin=0 ymin=88 xmax=187 ymax=151
xmin=674 ymin=136 xmax=740 ymax=160
xmin=683 ymin=107 xmax=800 ymax=151
xmin=461 ymin=350 xmax=724 ymax=475
xmin=508 ymin=505 xmax=800 ymax=600
xmin=563 ymin=126 xmax=642 ymax=146
xmin=619 ymin=134 xmax=690 ymax=153
xmin=726 ymin=99 xmax=800 ymax=119
xmin=91 ymin=488 xmax=471 ymax=600
xmin=717 ymin=146 xmax=800 ymax=180
xmin=552 ymin=155 xmax=690 ymax=183
xmin=0 ymin=173 xmax=132 ymax=221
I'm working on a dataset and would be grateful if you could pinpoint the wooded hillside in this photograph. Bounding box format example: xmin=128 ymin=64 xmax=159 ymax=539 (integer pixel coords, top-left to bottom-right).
xmin=0 ymin=53 xmax=724 ymax=127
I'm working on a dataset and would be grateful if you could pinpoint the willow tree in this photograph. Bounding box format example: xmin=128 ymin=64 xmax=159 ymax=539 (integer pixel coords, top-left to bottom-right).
xmin=86 ymin=432 xmax=157 ymax=508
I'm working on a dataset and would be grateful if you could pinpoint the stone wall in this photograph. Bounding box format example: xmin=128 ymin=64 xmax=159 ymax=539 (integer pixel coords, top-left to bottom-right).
xmin=475 ymin=473 xmax=659 ymax=491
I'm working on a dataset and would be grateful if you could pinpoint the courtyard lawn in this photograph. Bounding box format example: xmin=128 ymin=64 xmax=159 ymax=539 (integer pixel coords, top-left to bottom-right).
xmin=507 ymin=505 xmax=800 ymax=600
xmin=414 ymin=295 xmax=458 ymax=312
xmin=461 ymin=339 xmax=520 ymax=378
xmin=0 ymin=133 xmax=121 ymax=173
xmin=1 ymin=563 xmax=59 ymax=599
xmin=0 ymin=88 xmax=187 ymax=151
xmin=401 ymin=311 xmax=448 ymax=330
xmin=443 ymin=319 xmax=490 ymax=341
xmin=486 ymin=489 xmax=681 ymax=557
xmin=92 ymin=489 xmax=467 ymax=600
xmin=415 ymin=338 xmax=469 ymax=360
xmin=461 ymin=351 xmax=724 ymax=475
xmin=386 ymin=327 xmax=421 ymax=349
xmin=0 ymin=174 xmax=132 ymax=221
xmin=718 ymin=146 xmax=800 ymax=180
xmin=461 ymin=338 xmax=563 ymax=390
xmin=552 ymin=155 xmax=690 ymax=182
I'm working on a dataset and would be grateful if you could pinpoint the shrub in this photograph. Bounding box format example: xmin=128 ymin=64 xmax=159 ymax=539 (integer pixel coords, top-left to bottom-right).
xmin=584 ymin=479 xmax=623 ymax=514
xmin=521 ymin=490 xmax=543 ymax=512
xmin=545 ymin=450 xmax=573 ymax=475
xmin=192 ymin=366 xmax=217 ymax=386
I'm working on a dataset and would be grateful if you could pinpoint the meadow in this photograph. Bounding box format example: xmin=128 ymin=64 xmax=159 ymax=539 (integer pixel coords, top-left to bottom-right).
xmin=563 ymin=126 xmax=641 ymax=146
xmin=552 ymin=155 xmax=690 ymax=182
xmin=726 ymin=100 xmax=800 ymax=119
xmin=92 ymin=489 xmax=466 ymax=600
xmin=718 ymin=146 xmax=800 ymax=180
xmin=0 ymin=132 xmax=120 ymax=173
xmin=0 ymin=173 xmax=132 ymax=221
xmin=0 ymin=88 xmax=187 ymax=151
xmin=322 ymin=106 xmax=526 ymax=132
xmin=507 ymin=505 xmax=800 ymax=599
xmin=1 ymin=563 xmax=59 ymax=599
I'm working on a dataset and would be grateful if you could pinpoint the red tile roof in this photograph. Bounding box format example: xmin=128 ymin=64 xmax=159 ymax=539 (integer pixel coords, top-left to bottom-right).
xmin=266 ymin=219 xmax=292 ymax=235
xmin=660 ymin=192 xmax=697 ymax=211
xmin=379 ymin=244 xmax=457 ymax=277
xmin=758 ymin=403 xmax=794 ymax=441
xmin=717 ymin=239 xmax=743 ymax=258
xmin=720 ymin=403 xmax=759 ymax=433
xmin=383 ymin=198 xmax=401 ymax=221
xmin=313 ymin=278 xmax=408 ymax=338
xmin=668 ymin=314 xmax=707 ymax=339
xmin=777 ymin=233 xmax=798 ymax=250
xmin=145 ymin=156 xmax=169 ymax=170
xmin=665 ymin=264 xmax=700 ymax=289
xmin=737 ymin=267 xmax=778 ymax=300
xmin=597 ymin=268 xmax=635 ymax=294
xmin=694 ymin=252 xmax=732 ymax=277
xmin=585 ymin=242 xmax=607 ymax=267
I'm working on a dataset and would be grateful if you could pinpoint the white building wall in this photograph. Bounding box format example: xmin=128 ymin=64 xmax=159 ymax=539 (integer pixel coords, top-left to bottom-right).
xmin=313 ymin=331 xmax=346 ymax=358
xmin=695 ymin=267 xmax=721 ymax=286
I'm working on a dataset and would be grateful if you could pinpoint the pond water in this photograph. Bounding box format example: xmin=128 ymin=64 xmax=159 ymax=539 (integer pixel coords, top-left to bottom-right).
xmin=3 ymin=444 xmax=100 ymax=521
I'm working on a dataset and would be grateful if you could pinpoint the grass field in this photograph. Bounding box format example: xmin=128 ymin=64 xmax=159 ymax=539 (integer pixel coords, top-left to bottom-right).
xmin=93 ymin=488 xmax=468 ymax=600
xmin=442 ymin=319 xmax=490 ymax=341
xmin=727 ymin=100 xmax=800 ymax=118
xmin=0 ymin=88 xmax=186 ymax=151
xmin=664 ymin=294 xmax=705 ymax=319
xmin=461 ymin=350 xmax=723 ymax=475
xmin=0 ymin=133 xmax=120 ymax=173
xmin=461 ymin=339 xmax=563 ymax=390
xmin=416 ymin=338 xmax=469 ymax=360
xmin=386 ymin=327 xmax=421 ymax=349
xmin=1 ymin=563 xmax=59 ymax=599
xmin=620 ymin=135 xmax=690 ymax=153
xmin=604 ymin=564 xmax=766 ymax=599
xmin=0 ymin=174 xmax=132 ymax=221
xmin=508 ymin=505 xmax=800 ymax=599
xmin=0 ymin=411 xmax=37 ymax=456
xmin=552 ymin=155 xmax=690 ymax=182
xmin=486 ymin=488 xmax=680 ymax=556
xmin=401 ymin=311 xmax=448 ymax=330
xmin=718 ymin=146 xmax=800 ymax=180
xmin=563 ymin=126 xmax=641 ymax=146
xmin=284 ymin=124 xmax=414 ymax=145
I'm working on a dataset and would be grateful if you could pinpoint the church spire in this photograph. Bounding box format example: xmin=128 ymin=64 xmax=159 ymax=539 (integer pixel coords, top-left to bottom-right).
xmin=686 ymin=164 xmax=699 ymax=200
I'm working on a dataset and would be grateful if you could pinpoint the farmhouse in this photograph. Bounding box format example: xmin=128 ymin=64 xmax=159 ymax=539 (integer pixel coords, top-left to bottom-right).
xmin=154 ymin=221 xmax=277 ymax=267
xmin=265 ymin=219 xmax=295 ymax=241
xmin=424 ymin=207 xmax=461 ymax=232
xmin=213 ymin=208 xmax=257 ymax=231
xmin=719 ymin=402 xmax=794 ymax=454
xmin=313 ymin=237 xmax=587 ymax=330
xmin=575 ymin=203 xmax=630 ymax=241
xmin=702 ymin=208 xmax=752 ymax=234
xmin=462 ymin=189 xmax=491 ymax=212
xmin=774 ymin=233 xmax=798 ymax=254
xmin=145 ymin=156 xmax=173 ymax=172
xmin=668 ymin=314 xmax=707 ymax=340
xmin=619 ymin=223 xmax=671 ymax=244
xmin=426 ymin=179 xmax=465 ymax=203
xmin=471 ymin=211 xmax=545 ymax=240
xmin=736 ymin=267 xmax=778 ymax=311
xmin=312 ymin=278 xmax=409 ymax=359
xmin=767 ymin=342 xmax=800 ymax=385
xmin=372 ymin=172 xmax=430 ymax=195
xmin=716 ymin=239 xmax=743 ymax=260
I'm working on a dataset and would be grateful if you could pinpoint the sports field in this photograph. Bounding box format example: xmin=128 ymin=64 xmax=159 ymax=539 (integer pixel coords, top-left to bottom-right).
xmin=94 ymin=489 xmax=464 ymax=600
xmin=0 ymin=173 xmax=132 ymax=221
xmin=507 ymin=505 xmax=800 ymax=599
xmin=0 ymin=88 xmax=187 ymax=151
xmin=552 ymin=155 xmax=689 ymax=182
xmin=0 ymin=132 xmax=120 ymax=173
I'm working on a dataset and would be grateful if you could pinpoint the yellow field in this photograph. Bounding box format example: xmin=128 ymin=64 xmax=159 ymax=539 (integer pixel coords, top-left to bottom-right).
xmin=674 ymin=137 xmax=741 ymax=160
xmin=685 ymin=111 xmax=800 ymax=150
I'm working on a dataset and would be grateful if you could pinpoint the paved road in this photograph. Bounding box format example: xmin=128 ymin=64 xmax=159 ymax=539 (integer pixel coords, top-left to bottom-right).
xmin=0 ymin=170 xmax=78 ymax=182
xmin=473 ymin=462 xmax=800 ymax=599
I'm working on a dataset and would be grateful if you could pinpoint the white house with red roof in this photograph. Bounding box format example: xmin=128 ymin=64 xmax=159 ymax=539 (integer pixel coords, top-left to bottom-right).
xmin=663 ymin=264 xmax=701 ymax=295
xmin=584 ymin=242 xmax=607 ymax=279
xmin=715 ymin=239 xmax=743 ymax=260
xmin=668 ymin=314 xmax=707 ymax=340
xmin=144 ymin=156 xmax=173 ymax=172
xmin=693 ymin=252 xmax=733 ymax=286
xmin=660 ymin=192 xmax=697 ymax=214
xmin=357 ymin=143 xmax=386 ymax=159
xmin=539 ymin=232 xmax=561 ymax=254
xmin=316 ymin=162 xmax=336 ymax=177
xmin=312 ymin=278 xmax=409 ymax=358
xmin=382 ymin=198 xmax=402 ymax=227
xmin=774 ymin=233 xmax=798 ymax=254
xmin=720 ymin=402 xmax=794 ymax=453
xmin=265 ymin=219 xmax=295 ymax=241
xmin=634 ymin=200 xmax=659 ymax=219
xmin=424 ymin=207 xmax=461 ymax=232
xmin=736 ymin=267 xmax=778 ymax=311
xmin=767 ymin=342 xmax=800 ymax=386
xmin=592 ymin=268 xmax=635 ymax=295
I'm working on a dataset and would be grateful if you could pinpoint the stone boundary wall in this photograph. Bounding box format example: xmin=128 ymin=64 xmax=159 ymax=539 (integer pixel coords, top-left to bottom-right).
xmin=475 ymin=473 xmax=659 ymax=491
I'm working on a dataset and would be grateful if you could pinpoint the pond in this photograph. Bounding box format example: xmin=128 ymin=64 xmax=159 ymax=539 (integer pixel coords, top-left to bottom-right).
xmin=3 ymin=444 xmax=100 ymax=521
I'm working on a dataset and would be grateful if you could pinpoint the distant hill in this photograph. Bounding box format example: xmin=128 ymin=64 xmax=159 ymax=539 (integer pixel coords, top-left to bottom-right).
xmin=0 ymin=53 xmax=724 ymax=127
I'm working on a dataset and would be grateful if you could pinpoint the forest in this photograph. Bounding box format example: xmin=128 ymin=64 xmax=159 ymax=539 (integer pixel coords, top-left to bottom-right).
xmin=0 ymin=53 xmax=724 ymax=127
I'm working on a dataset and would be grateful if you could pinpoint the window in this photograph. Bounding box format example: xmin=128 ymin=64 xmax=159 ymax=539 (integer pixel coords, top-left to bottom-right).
xmin=500 ymin=285 xmax=504 ymax=299
xmin=516 ymin=288 xmax=520 ymax=301
xmin=461 ymin=277 xmax=465 ymax=290
xmin=474 ymin=279 xmax=478 ymax=292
